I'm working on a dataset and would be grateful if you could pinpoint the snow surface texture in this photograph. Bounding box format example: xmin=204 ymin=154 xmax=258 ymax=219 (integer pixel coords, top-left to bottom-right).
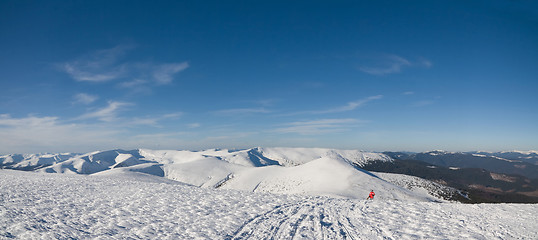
xmin=1 ymin=170 xmax=537 ymax=239
xmin=1 ymin=147 xmax=442 ymax=201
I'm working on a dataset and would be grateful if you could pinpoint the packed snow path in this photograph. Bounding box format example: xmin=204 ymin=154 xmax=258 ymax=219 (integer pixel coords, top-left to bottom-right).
xmin=1 ymin=170 xmax=537 ymax=239
xmin=228 ymin=198 xmax=537 ymax=240
xmin=229 ymin=200 xmax=362 ymax=239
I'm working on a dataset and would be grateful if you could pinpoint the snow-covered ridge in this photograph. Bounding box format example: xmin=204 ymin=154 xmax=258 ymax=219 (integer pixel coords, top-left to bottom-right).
xmin=0 ymin=147 xmax=391 ymax=173
xmin=1 ymin=147 xmax=444 ymax=201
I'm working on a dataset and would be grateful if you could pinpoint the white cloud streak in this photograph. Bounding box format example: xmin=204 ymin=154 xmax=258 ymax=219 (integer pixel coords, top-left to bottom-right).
xmin=60 ymin=45 xmax=133 ymax=82
xmin=129 ymin=112 xmax=182 ymax=127
xmin=278 ymin=95 xmax=383 ymax=116
xmin=60 ymin=45 xmax=189 ymax=86
xmin=313 ymin=95 xmax=383 ymax=114
xmin=77 ymin=101 xmax=132 ymax=122
xmin=152 ymin=62 xmax=190 ymax=85
xmin=275 ymin=118 xmax=360 ymax=135
xmin=73 ymin=93 xmax=98 ymax=105
xmin=62 ymin=63 xmax=126 ymax=82
xmin=0 ymin=114 xmax=120 ymax=154
xmin=214 ymin=108 xmax=272 ymax=115
xmin=0 ymin=111 xmax=187 ymax=154
xmin=358 ymin=55 xmax=432 ymax=76
xmin=0 ymin=114 xmax=58 ymax=128
xmin=119 ymin=79 xmax=147 ymax=88
xmin=188 ymin=123 xmax=201 ymax=128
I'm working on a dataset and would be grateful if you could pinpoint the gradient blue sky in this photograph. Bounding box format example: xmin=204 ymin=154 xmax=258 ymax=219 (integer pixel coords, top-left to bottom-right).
xmin=1 ymin=0 xmax=537 ymax=153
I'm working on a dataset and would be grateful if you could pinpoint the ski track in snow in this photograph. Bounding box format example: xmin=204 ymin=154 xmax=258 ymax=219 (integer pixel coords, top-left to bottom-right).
xmin=1 ymin=170 xmax=537 ymax=239
xmin=228 ymin=198 xmax=536 ymax=240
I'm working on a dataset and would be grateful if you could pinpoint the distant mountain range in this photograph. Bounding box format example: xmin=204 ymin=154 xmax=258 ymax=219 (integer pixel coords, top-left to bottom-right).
xmin=470 ymin=151 xmax=538 ymax=165
xmin=384 ymin=150 xmax=538 ymax=179
xmin=1 ymin=148 xmax=447 ymax=202
xmin=2 ymin=148 xmax=536 ymax=203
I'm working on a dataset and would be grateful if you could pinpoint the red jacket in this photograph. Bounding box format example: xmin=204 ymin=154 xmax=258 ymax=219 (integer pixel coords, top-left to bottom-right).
xmin=369 ymin=191 xmax=375 ymax=199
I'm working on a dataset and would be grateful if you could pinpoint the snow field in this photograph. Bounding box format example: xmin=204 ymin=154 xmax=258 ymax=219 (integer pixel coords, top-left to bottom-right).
xmin=1 ymin=170 xmax=297 ymax=239
xmin=1 ymin=170 xmax=537 ymax=239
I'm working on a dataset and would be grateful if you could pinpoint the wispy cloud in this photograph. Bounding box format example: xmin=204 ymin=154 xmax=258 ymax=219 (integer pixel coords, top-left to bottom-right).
xmin=120 ymin=79 xmax=147 ymax=88
xmin=60 ymin=45 xmax=133 ymax=82
xmin=403 ymin=91 xmax=415 ymax=95
xmin=314 ymin=95 xmax=383 ymax=114
xmin=152 ymin=62 xmax=190 ymax=85
xmin=60 ymin=45 xmax=189 ymax=86
xmin=214 ymin=108 xmax=272 ymax=115
xmin=418 ymin=57 xmax=433 ymax=68
xmin=73 ymin=93 xmax=98 ymax=105
xmin=129 ymin=112 xmax=182 ymax=127
xmin=77 ymin=101 xmax=132 ymax=122
xmin=0 ymin=114 xmax=58 ymax=127
xmin=281 ymin=95 xmax=383 ymax=116
xmin=0 ymin=111 xmax=189 ymax=153
xmin=358 ymin=55 xmax=432 ymax=76
xmin=253 ymin=99 xmax=280 ymax=107
xmin=0 ymin=114 xmax=120 ymax=153
xmin=188 ymin=123 xmax=201 ymax=128
xmin=275 ymin=118 xmax=360 ymax=135
xmin=62 ymin=63 xmax=126 ymax=82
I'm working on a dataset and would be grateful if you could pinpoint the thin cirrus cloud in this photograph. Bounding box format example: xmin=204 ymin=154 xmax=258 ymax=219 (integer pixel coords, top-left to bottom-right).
xmin=0 ymin=114 xmax=58 ymax=128
xmin=152 ymin=62 xmax=190 ymax=85
xmin=275 ymin=118 xmax=360 ymax=135
xmin=59 ymin=45 xmax=189 ymax=85
xmin=62 ymin=63 xmax=126 ymax=82
xmin=0 ymin=114 xmax=120 ymax=153
xmin=73 ymin=93 xmax=99 ymax=105
xmin=76 ymin=101 xmax=132 ymax=122
xmin=60 ymin=45 xmax=132 ymax=82
xmin=312 ymin=95 xmax=383 ymax=114
xmin=188 ymin=123 xmax=201 ymax=129
xmin=358 ymin=55 xmax=432 ymax=76
xmin=280 ymin=95 xmax=383 ymax=116
xmin=129 ymin=112 xmax=182 ymax=127
xmin=214 ymin=108 xmax=272 ymax=115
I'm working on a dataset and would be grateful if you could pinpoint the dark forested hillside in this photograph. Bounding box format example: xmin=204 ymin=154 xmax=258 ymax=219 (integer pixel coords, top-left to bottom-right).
xmin=383 ymin=151 xmax=538 ymax=179
xmin=363 ymin=157 xmax=538 ymax=203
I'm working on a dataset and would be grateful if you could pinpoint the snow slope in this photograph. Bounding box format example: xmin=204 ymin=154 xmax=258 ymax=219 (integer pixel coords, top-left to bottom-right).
xmin=1 ymin=170 xmax=536 ymax=239
xmin=31 ymin=147 xmax=431 ymax=201
xmin=3 ymin=147 xmax=458 ymax=201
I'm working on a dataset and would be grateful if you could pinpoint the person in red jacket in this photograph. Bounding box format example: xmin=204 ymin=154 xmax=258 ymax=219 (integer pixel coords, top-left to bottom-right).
xmin=367 ymin=190 xmax=375 ymax=200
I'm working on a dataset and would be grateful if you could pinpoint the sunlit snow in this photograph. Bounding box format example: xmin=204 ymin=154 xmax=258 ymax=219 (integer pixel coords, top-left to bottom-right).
xmin=1 ymin=170 xmax=537 ymax=239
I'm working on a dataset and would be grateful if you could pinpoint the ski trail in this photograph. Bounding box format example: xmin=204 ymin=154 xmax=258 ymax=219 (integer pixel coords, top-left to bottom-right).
xmin=228 ymin=199 xmax=361 ymax=240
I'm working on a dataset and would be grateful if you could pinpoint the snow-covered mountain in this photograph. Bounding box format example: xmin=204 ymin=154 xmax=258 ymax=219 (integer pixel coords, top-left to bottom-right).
xmin=1 ymin=147 xmax=448 ymax=201
xmin=470 ymin=150 xmax=538 ymax=165
xmin=0 ymin=152 xmax=77 ymax=170
xmin=2 ymin=169 xmax=537 ymax=239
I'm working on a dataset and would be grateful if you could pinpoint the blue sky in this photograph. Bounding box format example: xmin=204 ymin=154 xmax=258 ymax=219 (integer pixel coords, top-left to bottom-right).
xmin=1 ymin=0 xmax=537 ymax=153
